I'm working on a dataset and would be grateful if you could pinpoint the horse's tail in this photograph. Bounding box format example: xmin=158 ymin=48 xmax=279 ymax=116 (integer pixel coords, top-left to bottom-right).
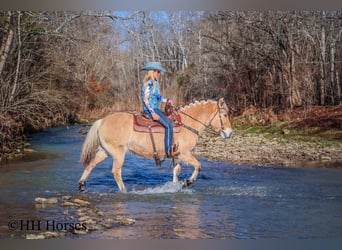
xmin=80 ymin=119 xmax=102 ymax=167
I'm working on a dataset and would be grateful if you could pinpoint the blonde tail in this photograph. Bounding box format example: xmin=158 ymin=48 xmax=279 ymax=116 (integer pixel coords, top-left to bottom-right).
xmin=80 ymin=119 xmax=102 ymax=167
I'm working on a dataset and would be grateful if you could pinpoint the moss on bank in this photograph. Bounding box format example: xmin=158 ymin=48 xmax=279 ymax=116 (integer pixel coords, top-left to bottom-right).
xmin=234 ymin=124 xmax=342 ymax=148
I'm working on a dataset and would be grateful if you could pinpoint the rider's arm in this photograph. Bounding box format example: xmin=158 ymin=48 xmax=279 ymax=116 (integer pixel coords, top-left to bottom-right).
xmin=143 ymin=82 xmax=156 ymax=115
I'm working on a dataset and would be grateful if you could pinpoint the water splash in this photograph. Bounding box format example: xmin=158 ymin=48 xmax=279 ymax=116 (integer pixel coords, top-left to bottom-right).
xmin=130 ymin=181 xmax=185 ymax=195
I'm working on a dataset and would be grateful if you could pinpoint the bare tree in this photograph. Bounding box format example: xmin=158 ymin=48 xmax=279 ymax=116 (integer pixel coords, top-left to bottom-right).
xmin=0 ymin=11 xmax=14 ymax=78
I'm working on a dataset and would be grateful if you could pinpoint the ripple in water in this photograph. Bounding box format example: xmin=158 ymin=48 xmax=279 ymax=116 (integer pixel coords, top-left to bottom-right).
xmin=205 ymin=185 xmax=268 ymax=197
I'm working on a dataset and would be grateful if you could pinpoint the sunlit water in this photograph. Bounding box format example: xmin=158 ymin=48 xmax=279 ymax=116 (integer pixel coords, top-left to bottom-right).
xmin=0 ymin=126 xmax=342 ymax=239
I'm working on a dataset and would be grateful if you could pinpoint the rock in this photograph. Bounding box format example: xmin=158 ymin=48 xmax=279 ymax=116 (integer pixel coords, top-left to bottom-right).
xmin=35 ymin=197 xmax=58 ymax=204
xmin=115 ymin=216 xmax=136 ymax=225
xmin=24 ymin=148 xmax=37 ymax=153
xmin=174 ymin=228 xmax=186 ymax=234
xmin=76 ymin=209 xmax=87 ymax=217
xmin=77 ymin=208 xmax=88 ymax=213
xmin=76 ymin=212 xmax=87 ymax=217
xmin=78 ymin=215 xmax=97 ymax=225
xmin=63 ymin=210 xmax=70 ymax=216
xmin=72 ymin=228 xmax=88 ymax=235
xmin=62 ymin=195 xmax=72 ymax=200
xmin=87 ymin=224 xmax=102 ymax=231
xmin=61 ymin=201 xmax=80 ymax=207
xmin=41 ymin=231 xmax=65 ymax=239
xmin=101 ymin=223 xmax=113 ymax=229
xmin=73 ymin=198 xmax=90 ymax=206
xmin=320 ymin=155 xmax=332 ymax=161
xmin=78 ymin=216 xmax=91 ymax=222
xmin=96 ymin=211 xmax=105 ymax=217
xmin=85 ymin=219 xmax=98 ymax=225
xmin=26 ymin=234 xmax=45 ymax=239
xmin=282 ymin=128 xmax=290 ymax=135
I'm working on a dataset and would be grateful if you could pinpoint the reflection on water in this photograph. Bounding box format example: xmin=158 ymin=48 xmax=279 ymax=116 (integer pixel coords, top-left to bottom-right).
xmin=1 ymin=126 xmax=342 ymax=239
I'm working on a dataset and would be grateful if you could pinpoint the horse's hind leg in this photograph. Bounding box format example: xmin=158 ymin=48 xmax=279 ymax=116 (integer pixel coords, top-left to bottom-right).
xmin=78 ymin=148 xmax=108 ymax=191
xmin=111 ymin=146 xmax=127 ymax=192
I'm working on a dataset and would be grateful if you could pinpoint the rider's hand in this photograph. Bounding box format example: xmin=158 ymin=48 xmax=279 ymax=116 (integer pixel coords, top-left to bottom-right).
xmin=167 ymin=99 xmax=174 ymax=106
xmin=152 ymin=113 xmax=160 ymax=120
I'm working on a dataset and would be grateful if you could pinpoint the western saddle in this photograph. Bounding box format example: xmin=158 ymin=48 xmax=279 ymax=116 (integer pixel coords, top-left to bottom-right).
xmin=132 ymin=102 xmax=182 ymax=166
xmin=133 ymin=104 xmax=183 ymax=133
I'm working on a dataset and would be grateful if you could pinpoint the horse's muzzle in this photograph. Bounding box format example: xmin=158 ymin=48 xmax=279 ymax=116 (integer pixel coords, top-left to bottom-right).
xmin=220 ymin=128 xmax=233 ymax=139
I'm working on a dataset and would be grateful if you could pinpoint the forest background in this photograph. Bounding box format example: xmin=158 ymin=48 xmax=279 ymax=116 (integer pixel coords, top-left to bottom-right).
xmin=0 ymin=11 xmax=341 ymax=158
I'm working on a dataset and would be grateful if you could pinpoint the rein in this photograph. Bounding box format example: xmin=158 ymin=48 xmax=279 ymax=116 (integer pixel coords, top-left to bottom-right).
xmin=177 ymin=104 xmax=222 ymax=136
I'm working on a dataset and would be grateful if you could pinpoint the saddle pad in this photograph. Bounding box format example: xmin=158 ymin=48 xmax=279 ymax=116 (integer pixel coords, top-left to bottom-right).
xmin=133 ymin=114 xmax=182 ymax=133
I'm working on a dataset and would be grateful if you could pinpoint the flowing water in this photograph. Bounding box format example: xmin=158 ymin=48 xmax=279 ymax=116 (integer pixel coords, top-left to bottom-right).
xmin=0 ymin=126 xmax=342 ymax=239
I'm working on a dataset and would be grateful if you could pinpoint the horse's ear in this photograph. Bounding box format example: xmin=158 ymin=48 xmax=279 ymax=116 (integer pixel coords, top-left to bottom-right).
xmin=218 ymin=97 xmax=225 ymax=107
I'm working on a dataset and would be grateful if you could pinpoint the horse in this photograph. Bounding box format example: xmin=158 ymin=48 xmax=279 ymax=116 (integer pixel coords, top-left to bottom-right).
xmin=78 ymin=98 xmax=233 ymax=192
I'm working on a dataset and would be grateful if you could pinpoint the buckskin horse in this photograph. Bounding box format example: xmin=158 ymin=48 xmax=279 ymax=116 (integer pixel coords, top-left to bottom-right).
xmin=78 ymin=98 xmax=233 ymax=192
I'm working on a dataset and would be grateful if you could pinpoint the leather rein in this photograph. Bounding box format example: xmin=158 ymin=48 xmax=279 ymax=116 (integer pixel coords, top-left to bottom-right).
xmin=177 ymin=102 xmax=226 ymax=136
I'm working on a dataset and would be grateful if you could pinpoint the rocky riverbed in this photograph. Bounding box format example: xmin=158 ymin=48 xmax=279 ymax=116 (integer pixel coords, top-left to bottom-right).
xmin=192 ymin=129 xmax=342 ymax=168
xmin=21 ymin=196 xmax=136 ymax=239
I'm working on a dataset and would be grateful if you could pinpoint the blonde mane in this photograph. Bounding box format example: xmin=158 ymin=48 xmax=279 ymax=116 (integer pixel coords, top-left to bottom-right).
xmin=179 ymin=99 xmax=217 ymax=112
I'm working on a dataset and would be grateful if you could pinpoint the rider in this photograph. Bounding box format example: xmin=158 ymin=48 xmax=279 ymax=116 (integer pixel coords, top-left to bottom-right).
xmin=141 ymin=62 xmax=179 ymax=158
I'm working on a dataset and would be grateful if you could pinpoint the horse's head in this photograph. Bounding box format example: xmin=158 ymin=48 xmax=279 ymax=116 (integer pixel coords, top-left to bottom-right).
xmin=210 ymin=98 xmax=233 ymax=139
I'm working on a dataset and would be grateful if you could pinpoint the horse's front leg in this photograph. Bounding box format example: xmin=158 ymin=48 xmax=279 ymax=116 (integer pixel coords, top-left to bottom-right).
xmin=173 ymin=163 xmax=182 ymax=183
xmin=180 ymin=152 xmax=201 ymax=187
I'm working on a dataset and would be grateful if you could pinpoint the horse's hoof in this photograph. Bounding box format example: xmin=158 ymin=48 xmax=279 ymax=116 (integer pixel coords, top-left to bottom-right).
xmin=182 ymin=179 xmax=193 ymax=187
xmin=78 ymin=181 xmax=86 ymax=192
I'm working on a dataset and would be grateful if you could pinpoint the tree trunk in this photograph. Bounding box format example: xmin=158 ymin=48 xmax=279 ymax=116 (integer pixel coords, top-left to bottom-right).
xmin=319 ymin=12 xmax=326 ymax=105
xmin=337 ymin=71 xmax=341 ymax=105
xmin=330 ymin=42 xmax=335 ymax=104
xmin=0 ymin=11 xmax=14 ymax=78
xmin=10 ymin=11 xmax=22 ymax=101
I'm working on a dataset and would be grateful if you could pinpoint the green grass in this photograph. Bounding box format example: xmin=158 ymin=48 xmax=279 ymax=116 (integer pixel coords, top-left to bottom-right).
xmin=233 ymin=124 xmax=342 ymax=147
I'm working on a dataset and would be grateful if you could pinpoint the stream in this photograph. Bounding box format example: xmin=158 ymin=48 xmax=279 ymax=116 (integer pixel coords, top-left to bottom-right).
xmin=1 ymin=126 xmax=342 ymax=239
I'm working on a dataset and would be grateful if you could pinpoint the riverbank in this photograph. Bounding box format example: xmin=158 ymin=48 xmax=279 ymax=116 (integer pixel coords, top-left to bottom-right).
xmin=193 ymin=126 xmax=342 ymax=168
xmin=198 ymin=105 xmax=342 ymax=168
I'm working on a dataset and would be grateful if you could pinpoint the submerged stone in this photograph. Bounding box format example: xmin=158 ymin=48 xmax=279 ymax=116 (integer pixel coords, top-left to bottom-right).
xmin=61 ymin=201 xmax=80 ymax=207
xmin=115 ymin=216 xmax=136 ymax=225
xmin=35 ymin=197 xmax=58 ymax=204
xmin=73 ymin=198 xmax=90 ymax=206
xmin=26 ymin=234 xmax=45 ymax=240
xmin=62 ymin=195 xmax=72 ymax=200
xmin=101 ymin=223 xmax=113 ymax=229
xmin=72 ymin=228 xmax=88 ymax=235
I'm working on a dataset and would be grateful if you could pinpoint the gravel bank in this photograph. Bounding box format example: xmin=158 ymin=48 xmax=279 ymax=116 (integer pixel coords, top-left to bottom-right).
xmin=193 ymin=130 xmax=342 ymax=168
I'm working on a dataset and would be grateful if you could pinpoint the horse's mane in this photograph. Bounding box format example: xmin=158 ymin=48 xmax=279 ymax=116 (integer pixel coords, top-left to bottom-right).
xmin=178 ymin=99 xmax=217 ymax=111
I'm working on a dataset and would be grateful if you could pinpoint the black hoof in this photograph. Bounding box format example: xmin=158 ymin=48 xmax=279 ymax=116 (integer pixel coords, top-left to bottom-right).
xmin=78 ymin=181 xmax=86 ymax=192
xmin=182 ymin=179 xmax=193 ymax=187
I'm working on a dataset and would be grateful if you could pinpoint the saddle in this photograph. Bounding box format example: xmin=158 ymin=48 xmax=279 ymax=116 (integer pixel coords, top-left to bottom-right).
xmin=133 ymin=103 xmax=182 ymax=166
xmin=133 ymin=106 xmax=183 ymax=133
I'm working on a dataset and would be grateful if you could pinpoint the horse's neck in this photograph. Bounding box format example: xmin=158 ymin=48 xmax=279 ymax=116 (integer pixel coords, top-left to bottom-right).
xmin=179 ymin=101 xmax=217 ymax=132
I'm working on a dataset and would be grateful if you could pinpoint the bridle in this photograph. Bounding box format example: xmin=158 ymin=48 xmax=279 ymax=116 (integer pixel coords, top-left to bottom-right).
xmin=177 ymin=101 xmax=228 ymax=136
